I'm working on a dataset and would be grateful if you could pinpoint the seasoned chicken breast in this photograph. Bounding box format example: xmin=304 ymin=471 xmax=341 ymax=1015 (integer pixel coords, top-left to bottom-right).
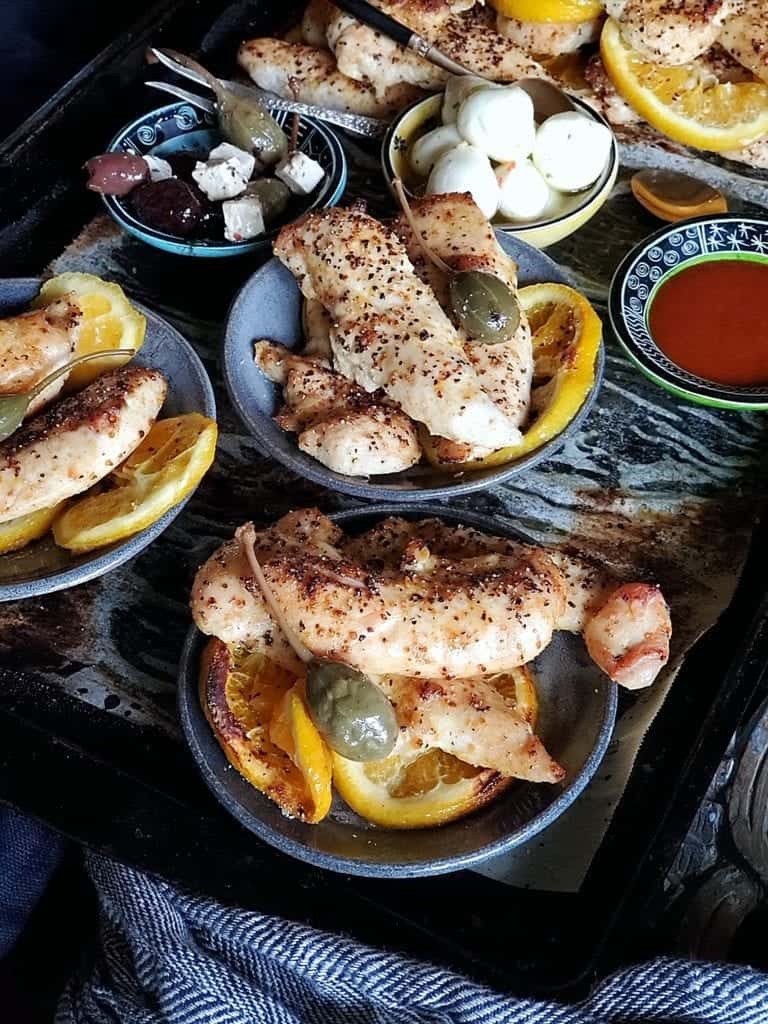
xmin=392 ymin=193 xmax=533 ymax=460
xmin=302 ymin=299 xmax=333 ymax=360
xmin=604 ymin=0 xmax=734 ymax=66
xmin=0 ymin=366 xmax=166 ymax=523
xmin=718 ymin=0 xmax=768 ymax=83
xmin=274 ymin=206 xmax=522 ymax=448
xmin=496 ymin=14 xmax=603 ymax=55
xmin=301 ymin=0 xmax=334 ymax=48
xmin=0 ymin=298 xmax=80 ymax=415
xmin=191 ymin=510 xmax=671 ymax=690
xmin=237 ymin=39 xmax=423 ymax=117
xmin=255 ymin=341 xmax=421 ymax=475
xmin=380 ymin=674 xmax=564 ymax=782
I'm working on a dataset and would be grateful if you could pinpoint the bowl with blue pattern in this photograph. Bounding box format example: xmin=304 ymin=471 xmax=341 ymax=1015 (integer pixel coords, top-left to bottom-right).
xmin=609 ymin=215 xmax=768 ymax=410
xmin=101 ymin=103 xmax=348 ymax=258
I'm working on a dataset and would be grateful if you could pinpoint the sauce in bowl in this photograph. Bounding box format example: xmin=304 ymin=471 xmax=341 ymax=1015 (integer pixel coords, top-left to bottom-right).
xmin=649 ymin=258 xmax=768 ymax=386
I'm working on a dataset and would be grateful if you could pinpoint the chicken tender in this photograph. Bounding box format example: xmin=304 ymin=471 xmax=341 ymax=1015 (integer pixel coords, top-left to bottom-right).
xmin=274 ymin=207 xmax=522 ymax=448
xmin=496 ymin=14 xmax=603 ymax=55
xmin=255 ymin=341 xmax=421 ymax=476
xmin=718 ymin=0 xmax=768 ymax=83
xmin=0 ymin=366 xmax=166 ymax=523
xmin=604 ymin=0 xmax=734 ymax=66
xmin=0 ymin=298 xmax=81 ymax=415
xmin=237 ymin=39 xmax=423 ymax=117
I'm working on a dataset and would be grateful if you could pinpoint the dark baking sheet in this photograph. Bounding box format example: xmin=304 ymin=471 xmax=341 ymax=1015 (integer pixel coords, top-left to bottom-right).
xmin=1 ymin=0 xmax=768 ymax=997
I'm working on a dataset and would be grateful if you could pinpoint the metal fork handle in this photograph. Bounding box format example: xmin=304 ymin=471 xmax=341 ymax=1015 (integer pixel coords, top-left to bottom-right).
xmin=145 ymin=80 xmax=216 ymax=114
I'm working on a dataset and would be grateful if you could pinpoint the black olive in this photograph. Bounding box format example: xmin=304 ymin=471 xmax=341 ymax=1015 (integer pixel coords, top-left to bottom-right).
xmin=306 ymin=661 xmax=398 ymax=762
xmin=130 ymin=179 xmax=202 ymax=237
xmin=85 ymin=153 xmax=148 ymax=196
xmin=449 ymin=270 xmax=521 ymax=344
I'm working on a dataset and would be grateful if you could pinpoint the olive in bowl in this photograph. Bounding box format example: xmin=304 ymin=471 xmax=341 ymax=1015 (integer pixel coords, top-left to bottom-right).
xmin=90 ymin=103 xmax=347 ymax=258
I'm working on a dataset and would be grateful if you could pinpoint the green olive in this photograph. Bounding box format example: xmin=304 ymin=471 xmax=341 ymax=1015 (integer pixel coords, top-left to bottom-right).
xmin=449 ymin=270 xmax=521 ymax=344
xmin=305 ymin=661 xmax=398 ymax=762
xmin=243 ymin=178 xmax=291 ymax=224
xmin=217 ymin=91 xmax=288 ymax=166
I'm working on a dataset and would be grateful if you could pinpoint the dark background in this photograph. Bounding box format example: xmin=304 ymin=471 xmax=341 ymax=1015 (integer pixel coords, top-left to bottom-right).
xmin=0 ymin=0 xmax=136 ymax=138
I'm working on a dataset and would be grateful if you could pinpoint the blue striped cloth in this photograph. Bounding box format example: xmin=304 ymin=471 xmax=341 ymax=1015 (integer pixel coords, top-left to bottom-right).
xmin=51 ymin=852 xmax=768 ymax=1024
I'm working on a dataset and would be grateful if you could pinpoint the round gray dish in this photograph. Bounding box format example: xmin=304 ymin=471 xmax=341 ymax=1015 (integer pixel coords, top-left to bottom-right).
xmin=178 ymin=503 xmax=618 ymax=878
xmin=223 ymin=233 xmax=605 ymax=501
xmin=0 ymin=278 xmax=216 ymax=602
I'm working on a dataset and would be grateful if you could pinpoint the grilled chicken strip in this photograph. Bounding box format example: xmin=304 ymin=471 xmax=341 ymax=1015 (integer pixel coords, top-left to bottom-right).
xmin=604 ymin=0 xmax=734 ymax=66
xmin=380 ymin=675 xmax=564 ymax=782
xmin=302 ymin=299 xmax=333 ymax=360
xmin=255 ymin=341 xmax=421 ymax=475
xmin=392 ymin=193 xmax=533 ymax=461
xmin=274 ymin=207 xmax=522 ymax=448
xmin=718 ymin=0 xmax=768 ymax=83
xmin=0 ymin=366 xmax=166 ymax=523
xmin=237 ymin=39 xmax=423 ymax=117
xmin=0 ymin=298 xmax=81 ymax=416
xmin=496 ymin=13 xmax=603 ymax=55
xmin=191 ymin=510 xmax=672 ymax=690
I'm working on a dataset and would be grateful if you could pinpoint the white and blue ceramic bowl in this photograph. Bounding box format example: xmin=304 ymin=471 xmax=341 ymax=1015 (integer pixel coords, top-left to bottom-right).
xmin=224 ymin=232 xmax=605 ymax=501
xmin=178 ymin=504 xmax=618 ymax=878
xmin=0 ymin=278 xmax=216 ymax=602
xmin=102 ymin=102 xmax=347 ymax=258
xmin=609 ymin=215 xmax=768 ymax=410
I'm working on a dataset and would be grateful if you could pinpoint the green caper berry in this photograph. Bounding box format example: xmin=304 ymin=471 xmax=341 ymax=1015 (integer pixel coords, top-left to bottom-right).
xmin=305 ymin=661 xmax=398 ymax=762
xmin=449 ymin=270 xmax=521 ymax=344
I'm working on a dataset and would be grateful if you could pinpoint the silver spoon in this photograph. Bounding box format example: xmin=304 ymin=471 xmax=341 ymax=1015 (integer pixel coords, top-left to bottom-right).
xmin=0 ymin=349 xmax=135 ymax=443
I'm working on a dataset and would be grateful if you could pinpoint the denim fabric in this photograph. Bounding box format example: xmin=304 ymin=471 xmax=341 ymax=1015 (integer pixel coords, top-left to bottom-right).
xmin=0 ymin=805 xmax=65 ymax=958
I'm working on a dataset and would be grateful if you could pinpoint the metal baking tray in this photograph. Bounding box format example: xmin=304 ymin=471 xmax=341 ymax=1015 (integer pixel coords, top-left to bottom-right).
xmin=1 ymin=0 xmax=767 ymax=996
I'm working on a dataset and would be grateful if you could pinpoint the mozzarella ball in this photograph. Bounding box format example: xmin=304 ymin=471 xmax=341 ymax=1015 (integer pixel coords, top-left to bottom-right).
xmin=456 ymin=86 xmax=536 ymax=163
xmin=427 ymin=144 xmax=500 ymax=219
xmin=532 ymin=112 xmax=613 ymax=192
xmin=409 ymin=124 xmax=463 ymax=177
xmin=441 ymin=75 xmax=497 ymax=125
xmin=495 ymin=159 xmax=553 ymax=222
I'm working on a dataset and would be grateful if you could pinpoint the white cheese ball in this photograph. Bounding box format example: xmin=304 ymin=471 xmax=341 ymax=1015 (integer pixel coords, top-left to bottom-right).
xmin=532 ymin=112 xmax=613 ymax=192
xmin=441 ymin=75 xmax=497 ymax=125
xmin=456 ymin=86 xmax=536 ymax=163
xmin=410 ymin=124 xmax=463 ymax=177
xmin=496 ymin=159 xmax=553 ymax=221
xmin=427 ymin=143 xmax=500 ymax=219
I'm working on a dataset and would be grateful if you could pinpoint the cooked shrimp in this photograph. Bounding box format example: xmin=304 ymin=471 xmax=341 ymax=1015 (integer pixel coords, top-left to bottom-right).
xmin=583 ymin=583 xmax=672 ymax=690
xmin=381 ymin=675 xmax=565 ymax=783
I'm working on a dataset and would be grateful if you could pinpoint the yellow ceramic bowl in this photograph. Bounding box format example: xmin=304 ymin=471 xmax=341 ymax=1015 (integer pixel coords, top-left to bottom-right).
xmin=382 ymin=92 xmax=619 ymax=249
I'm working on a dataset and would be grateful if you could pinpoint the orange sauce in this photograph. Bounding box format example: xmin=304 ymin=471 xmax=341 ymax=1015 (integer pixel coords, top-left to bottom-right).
xmin=648 ymin=259 xmax=768 ymax=387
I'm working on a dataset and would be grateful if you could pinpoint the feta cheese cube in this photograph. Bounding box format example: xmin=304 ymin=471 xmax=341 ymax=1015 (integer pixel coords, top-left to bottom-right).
xmin=192 ymin=156 xmax=249 ymax=201
xmin=223 ymin=196 xmax=266 ymax=242
xmin=143 ymin=154 xmax=173 ymax=182
xmin=207 ymin=142 xmax=257 ymax=180
xmin=275 ymin=152 xmax=325 ymax=196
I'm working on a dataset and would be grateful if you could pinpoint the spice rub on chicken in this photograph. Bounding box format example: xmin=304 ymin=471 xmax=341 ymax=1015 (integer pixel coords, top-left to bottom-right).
xmin=273 ymin=206 xmax=523 ymax=449
xmin=255 ymin=341 xmax=421 ymax=476
xmin=192 ymin=509 xmax=672 ymax=691
xmin=0 ymin=366 xmax=167 ymax=523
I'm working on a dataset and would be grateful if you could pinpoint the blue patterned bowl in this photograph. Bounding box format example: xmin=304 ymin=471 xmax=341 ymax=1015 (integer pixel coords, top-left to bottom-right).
xmin=609 ymin=215 xmax=768 ymax=410
xmin=102 ymin=103 xmax=347 ymax=258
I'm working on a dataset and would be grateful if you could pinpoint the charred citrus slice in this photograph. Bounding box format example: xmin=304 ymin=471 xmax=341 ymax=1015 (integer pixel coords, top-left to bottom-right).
xmin=0 ymin=503 xmax=66 ymax=555
xmin=332 ymin=666 xmax=538 ymax=829
xmin=270 ymin=683 xmax=333 ymax=823
xmin=34 ymin=273 xmax=146 ymax=390
xmin=200 ymin=641 xmax=332 ymax=822
xmin=52 ymin=414 xmax=217 ymax=552
xmin=601 ymin=18 xmax=768 ymax=152
xmin=424 ymin=283 xmax=601 ymax=470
